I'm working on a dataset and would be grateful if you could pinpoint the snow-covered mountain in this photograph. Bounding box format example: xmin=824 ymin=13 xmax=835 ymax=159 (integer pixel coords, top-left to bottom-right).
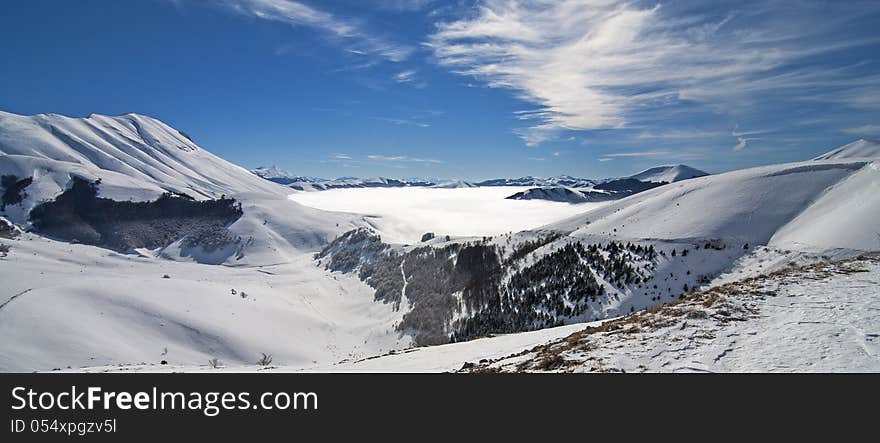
xmin=430 ymin=179 xmax=477 ymax=189
xmin=506 ymin=178 xmax=665 ymax=203
xmin=251 ymin=165 xmax=326 ymax=185
xmin=288 ymin=176 xmax=435 ymax=191
xmin=0 ymin=110 xmax=363 ymax=262
xmin=813 ymin=138 xmax=880 ymax=160
xmin=317 ymin=153 xmax=879 ymax=346
xmin=3 ymin=113 xmax=879 ymax=373
xmin=627 ymin=164 xmax=709 ymax=183
xmin=551 ymin=158 xmax=879 ymax=252
xmin=0 ymin=111 xmax=403 ymax=372
xmin=0 ymin=111 xmax=283 ymax=214
xmin=476 ymin=175 xmax=596 ymax=188
xmin=506 ymin=187 xmax=614 ymax=203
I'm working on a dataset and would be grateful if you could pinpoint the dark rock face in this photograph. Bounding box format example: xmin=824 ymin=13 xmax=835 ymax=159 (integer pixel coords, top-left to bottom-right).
xmin=1 ymin=175 xmax=34 ymax=211
xmin=0 ymin=217 xmax=19 ymax=239
xmin=593 ymin=178 xmax=666 ymax=194
xmin=29 ymin=176 xmax=243 ymax=250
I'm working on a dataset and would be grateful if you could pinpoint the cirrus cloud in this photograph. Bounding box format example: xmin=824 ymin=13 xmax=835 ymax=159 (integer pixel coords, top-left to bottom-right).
xmin=427 ymin=0 xmax=880 ymax=145
xmin=204 ymin=0 xmax=413 ymax=62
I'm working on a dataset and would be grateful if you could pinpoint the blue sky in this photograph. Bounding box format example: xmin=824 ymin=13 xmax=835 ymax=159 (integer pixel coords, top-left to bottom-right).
xmin=2 ymin=0 xmax=879 ymax=180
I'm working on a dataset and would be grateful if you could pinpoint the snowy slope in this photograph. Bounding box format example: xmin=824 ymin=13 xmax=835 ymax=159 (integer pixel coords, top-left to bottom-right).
xmin=0 ymin=111 xmax=284 ymax=210
xmin=549 ymin=159 xmax=878 ymax=252
xmin=0 ymin=111 xmax=364 ymax=262
xmin=0 ymin=233 xmax=409 ymax=372
xmin=770 ymin=161 xmax=880 ymax=251
xmin=0 ymin=111 xmax=412 ymax=372
xmin=62 ymin=254 xmax=880 ymax=373
xmin=464 ymin=254 xmax=880 ymax=373
xmin=813 ymin=139 xmax=880 ymax=160
xmin=628 ymin=164 xmax=708 ymax=183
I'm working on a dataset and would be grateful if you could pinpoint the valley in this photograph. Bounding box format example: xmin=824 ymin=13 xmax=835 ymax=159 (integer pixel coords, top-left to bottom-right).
xmin=1 ymin=110 xmax=878 ymax=373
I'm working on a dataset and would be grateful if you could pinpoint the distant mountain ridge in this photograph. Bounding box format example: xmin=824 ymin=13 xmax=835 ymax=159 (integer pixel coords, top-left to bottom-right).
xmin=251 ymin=166 xmax=327 ymax=185
xmin=475 ymin=175 xmax=597 ymax=188
xmin=251 ymin=165 xmax=709 ymax=193
xmin=505 ymin=166 xmax=705 ymax=204
xmin=505 ymin=187 xmax=615 ymax=203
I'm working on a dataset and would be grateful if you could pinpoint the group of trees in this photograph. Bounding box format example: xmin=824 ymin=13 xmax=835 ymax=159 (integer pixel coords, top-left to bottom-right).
xmin=452 ymin=240 xmax=660 ymax=341
xmin=322 ymin=228 xmax=669 ymax=345
xmin=1 ymin=174 xmax=33 ymax=211
xmin=29 ymin=176 xmax=243 ymax=250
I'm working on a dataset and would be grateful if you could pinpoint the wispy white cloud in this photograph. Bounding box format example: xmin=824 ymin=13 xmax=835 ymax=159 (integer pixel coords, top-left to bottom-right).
xmin=372 ymin=0 xmax=435 ymax=12
xmin=598 ymin=149 xmax=707 ymax=161
xmin=600 ymin=151 xmax=675 ymax=159
xmin=207 ymin=0 xmax=412 ymax=62
xmin=394 ymin=70 xmax=417 ymax=83
xmin=427 ymin=0 xmax=880 ymax=145
xmin=367 ymin=154 xmax=444 ymax=164
xmin=731 ymin=125 xmax=766 ymax=151
xmin=392 ymin=69 xmax=427 ymax=88
xmin=331 ymin=153 xmax=353 ymax=160
xmin=636 ymin=130 xmax=726 ymax=140
xmin=373 ymin=117 xmax=430 ymax=128
xmin=842 ymin=124 xmax=880 ymax=135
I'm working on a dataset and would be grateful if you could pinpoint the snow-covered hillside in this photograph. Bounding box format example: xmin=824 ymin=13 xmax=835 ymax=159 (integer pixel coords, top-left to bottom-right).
xmin=462 ymin=253 xmax=880 ymax=373
xmin=0 ymin=111 xmax=282 ymax=214
xmin=550 ymin=158 xmax=879 ymax=252
xmin=628 ymin=164 xmax=708 ymax=183
xmin=813 ymin=139 xmax=880 ymax=160
xmin=0 ymin=232 xmax=409 ymax=372
xmin=62 ymin=254 xmax=880 ymax=373
xmin=0 ymin=111 xmax=403 ymax=372
xmin=0 ymin=111 xmax=364 ymax=263
xmin=3 ymin=113 xmax=879 ymax=373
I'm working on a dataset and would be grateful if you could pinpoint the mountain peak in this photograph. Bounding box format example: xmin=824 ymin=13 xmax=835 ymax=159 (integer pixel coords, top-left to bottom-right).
xmin=628 ymin=164 xmax=709 ymax=183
